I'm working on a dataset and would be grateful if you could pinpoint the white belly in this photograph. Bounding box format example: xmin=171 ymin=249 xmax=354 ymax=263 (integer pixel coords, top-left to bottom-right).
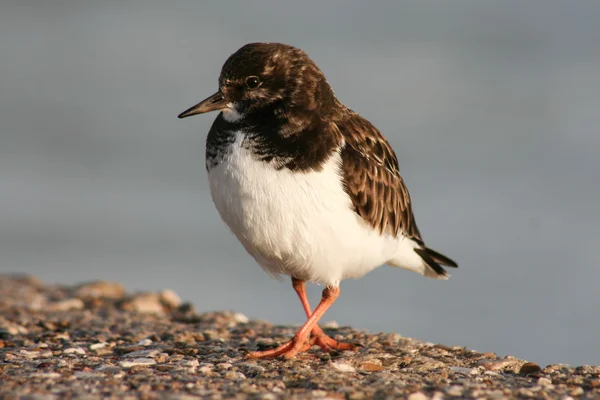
xmin=207 ymin=132 xmax=400 ymax=287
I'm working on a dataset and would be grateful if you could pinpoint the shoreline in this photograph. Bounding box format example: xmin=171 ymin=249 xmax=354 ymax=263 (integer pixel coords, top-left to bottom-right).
xmin=1 ymin=274 xmax=598 ymax=399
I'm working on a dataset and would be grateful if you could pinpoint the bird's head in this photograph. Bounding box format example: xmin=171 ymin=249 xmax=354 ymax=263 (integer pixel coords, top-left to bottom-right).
xmin=178 ymin=42 xmax=336 ymax=128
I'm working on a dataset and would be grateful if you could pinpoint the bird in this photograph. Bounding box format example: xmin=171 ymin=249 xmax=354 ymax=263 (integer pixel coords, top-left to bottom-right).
xmin=178 ymin=42 xmax=458 ymax=359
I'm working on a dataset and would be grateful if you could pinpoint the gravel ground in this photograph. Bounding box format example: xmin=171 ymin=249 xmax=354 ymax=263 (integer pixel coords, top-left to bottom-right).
xmin=0 ymin=274 xmax=598 ymax=399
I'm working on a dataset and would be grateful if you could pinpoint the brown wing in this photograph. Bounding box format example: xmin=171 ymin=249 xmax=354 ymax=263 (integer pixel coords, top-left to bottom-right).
xmin=336 ymin=111 xmax=423 ymax=242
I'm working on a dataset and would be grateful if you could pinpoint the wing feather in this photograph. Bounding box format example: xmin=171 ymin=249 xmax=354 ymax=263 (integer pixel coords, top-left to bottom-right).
xmin=335 ymin=111 xmax=422 ymax=242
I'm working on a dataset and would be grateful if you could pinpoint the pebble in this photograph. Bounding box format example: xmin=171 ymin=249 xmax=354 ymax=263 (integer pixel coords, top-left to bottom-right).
xmin=517 ymin=388 xmax=535 ymax=397
xmin=95 ymin=365 xmax=123 ymax=374
xmin=178 ymin=359 xmax=200 ymax=368
xmin=159 ymin=289 xmax=182 ymax=309
xmin=238 ymin=362 xmax=266 ymax=377
xmin=124 ymin=349 xmax=159 ymax=358
xmin=450 ymin=366 xmax=474 ymax=374
xmin=407 ymin=393 xmax=428 ymax=400
xmin=90 ymin=342 xmax=109 ymax=350
xmin=331 ymin=363 xmax=356 ymax=373
xmin=487 ymin=390 xmax=506 ymax=399
xmin=47 ymin=298 xmax=84 ymax=311
xmin=63 ymin=347 xmax=86 ymax=355
xmin=223 ymin=371 xmax=246 ymax=380
xmin=32 ymin=372 xmax=62 ymax=379
xmin=20 ymin=350 xmax=52 ymax=359
xmin=480 ymin=358 xmax=519 ymax=371
xmin=137 ymin=338 xmax=153 ymax=346
xmin=118 ymin=358 xmax=157 ymax=368
xmin=360 ymin=362 xmax=384 ymax=372
xmin=321 ymin=320 xmax=339 ymax=329
xmin=123 ymin=293 xmax=165 ymax=315
xmin=217 ymin=362 xmax=233 ymax=370
xmin=198 ymin=363 xmax=215 ymax=375
xmin=519 ymin=361 xmax=542 ymax=374
xmin=538 ymin=377 xmax=553 ymax=387
xmin=570 ymin=387 xmax=584 ymax=396
xmin=232 ymin=312 xmax=249 ymax=324
xmin=76 ymin=281 xmax=125 ymax=299
xmin=0 ymin=323 xmax=28 ymax=335
xmin=446 ymin=385 xmax=463 ymax=396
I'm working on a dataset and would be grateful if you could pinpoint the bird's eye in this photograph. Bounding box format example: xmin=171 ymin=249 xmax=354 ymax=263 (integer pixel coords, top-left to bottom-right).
xmin=245 ymin=76 xmax=261 ymax=89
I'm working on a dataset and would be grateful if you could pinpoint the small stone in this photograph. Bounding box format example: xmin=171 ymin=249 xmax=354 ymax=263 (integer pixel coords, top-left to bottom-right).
xmin=232 ymin=312 xmax=249 ymax=324
xmin=238 ymin=362 xmax=266 ymax=377
xmin=198 ymin=363 xmax=214 ymax=375
xmin=21 ymin=350 xmax=52 ymax=359
xmin=178 ymin=359 xmax=200 ymax=368
xmin=124 ymin=349 xmax=159 ymax=358
xmin=74 ymin=371 xmax=98 ymax=378
xmin=217 ymin=362 xmax=233 ymax=370
xmin=0 ymin=324 xmax=28 ymax=335
xmin=487 ymin=390 xmax=506 ymax=399
xmin=450 ymin=366 xmax=473 ymax=374
xmin=414 ymin=360 xmax=446 ymax=372
xmin=95 ymin=365 xmax=124 ymax=376
xmin=223 ymin=371 xmax=246 ymax=380
xmin=517 ymin=388 xmax=535 ymax=397
xmin=538 ymin=377 xmax=553 ymax=387
xmin=570 ymin=387 xmax=584 ymax=396
xmin=331 ymin=362 xmax=356 ymax=373
xmin=360 ymin=362 xmax=383 ymax=372
xmin=543 ymin=363 xmax=571 ymax=373
xmin=119 ymin=358 xmax=157 ymax=368
xmin=63 ymin=347 xmax=86 ymax=355
xmin=407 ymin=393 xmax=428 ymax=400
xmin=159 ymin=289 xmax=182 ymax=309
xmin=519 ymin=362 xmax=542 ymax=375
xmin=123 ymin=293 xmax=164 ymax=315
xmin=47 ymin=298 xmax=84 ymax=311
xmin=76 ymin=281 xmax=125 ymax=299
xmin=90 ymin=342 xmax=109 ymax=350
xmin=32 ymin=372 xmax=62 ymax=379
xmin=322 ymin=320 xmax=339 ymax=329
xmin=446 ymin=386 xmax=463 ymax=396
xmin=479 ymin=358 xmax=519 ymax=371
xmin=137 ymin=338 xmax=153 ymax=346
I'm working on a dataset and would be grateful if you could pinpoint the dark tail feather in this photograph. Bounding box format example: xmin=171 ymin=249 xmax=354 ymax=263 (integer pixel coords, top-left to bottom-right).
xmin=421 ymin=247 xmax=458 ymax=268
xmin=414 ymin=248 xmax=448 ymax=277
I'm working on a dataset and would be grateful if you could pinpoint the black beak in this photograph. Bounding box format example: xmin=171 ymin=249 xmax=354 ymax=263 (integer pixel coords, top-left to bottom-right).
xmin=178 ymin=91 xmax=228 ymax=119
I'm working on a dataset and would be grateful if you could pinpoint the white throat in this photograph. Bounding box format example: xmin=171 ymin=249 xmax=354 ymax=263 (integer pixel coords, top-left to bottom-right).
xmin=222 ymin=103 xmax=243 ymax=122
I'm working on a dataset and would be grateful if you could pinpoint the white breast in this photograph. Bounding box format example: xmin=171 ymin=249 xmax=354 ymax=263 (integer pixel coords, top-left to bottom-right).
xmin=207 ymin=131 xmax=401 ymax=287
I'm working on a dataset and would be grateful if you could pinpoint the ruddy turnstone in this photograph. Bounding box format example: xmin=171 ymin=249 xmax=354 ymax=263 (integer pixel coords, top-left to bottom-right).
xmin=178 ymin=43 xmax=458 ymax=359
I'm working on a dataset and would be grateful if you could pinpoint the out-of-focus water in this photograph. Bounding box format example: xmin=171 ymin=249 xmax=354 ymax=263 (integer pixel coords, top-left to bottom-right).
xmin=1 ymin=1 xmax=599 ymax=367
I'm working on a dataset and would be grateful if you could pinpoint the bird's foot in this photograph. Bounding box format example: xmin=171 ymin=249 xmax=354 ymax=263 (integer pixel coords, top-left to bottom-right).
xmin=309 ymin=325 xmax=357 ymax=352
xmin=246 ymin=326 xmax=357 ymax=359
xmin=246 ymin=334 xmax=311 ymax=359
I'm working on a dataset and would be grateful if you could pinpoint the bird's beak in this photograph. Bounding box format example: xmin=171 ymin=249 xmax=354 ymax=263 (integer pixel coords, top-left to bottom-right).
xmin=178 ymin=91 xmax=228 ymax=119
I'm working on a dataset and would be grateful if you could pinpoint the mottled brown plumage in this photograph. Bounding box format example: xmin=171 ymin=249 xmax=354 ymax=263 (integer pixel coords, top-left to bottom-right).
xmin=335 ymin=111 xmax=421 ymax=241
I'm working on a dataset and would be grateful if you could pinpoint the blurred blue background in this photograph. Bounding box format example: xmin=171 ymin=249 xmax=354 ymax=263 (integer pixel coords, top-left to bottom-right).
xmin=1 ymin=0 xmax=599 ymax=367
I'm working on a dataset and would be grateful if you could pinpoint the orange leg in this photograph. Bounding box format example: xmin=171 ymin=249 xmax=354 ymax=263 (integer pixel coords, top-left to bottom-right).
xmin=292 ymin=278 xmax=356 ymax=352
xmin=246 ymin=279 xmax=355 ymax=359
